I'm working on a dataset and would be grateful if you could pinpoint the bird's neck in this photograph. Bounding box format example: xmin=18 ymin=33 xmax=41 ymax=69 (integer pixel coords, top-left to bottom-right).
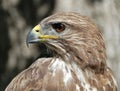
xmin=53 ymin=42 xmax=106 ymax=73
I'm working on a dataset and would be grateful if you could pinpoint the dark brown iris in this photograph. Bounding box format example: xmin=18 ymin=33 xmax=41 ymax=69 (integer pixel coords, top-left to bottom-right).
xmin=52 ymin=23 xmax=65 ymax=33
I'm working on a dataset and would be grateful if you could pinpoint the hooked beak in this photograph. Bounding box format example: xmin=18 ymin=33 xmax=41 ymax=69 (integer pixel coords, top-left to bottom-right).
xmin=26 ymin=25 xmax=41 ymax=47
xmin=26 ymin=24 xmax=58 ymax=47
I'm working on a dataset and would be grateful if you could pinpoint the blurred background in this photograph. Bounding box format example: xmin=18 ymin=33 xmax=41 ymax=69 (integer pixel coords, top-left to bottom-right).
xmin=0 ymin=0 xmax=120 ymax=90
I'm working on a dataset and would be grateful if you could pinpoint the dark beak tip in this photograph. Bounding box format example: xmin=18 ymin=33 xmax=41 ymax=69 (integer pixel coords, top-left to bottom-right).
xmin=26 ymin=41 xmax=29 ymax=48
xmin=26 ymin=30 xmax=40 ymax=47
xmin=26 ymin=31 xmax=32 ymax=48
xmin=26 ymin=40 xmax=28 ymax=48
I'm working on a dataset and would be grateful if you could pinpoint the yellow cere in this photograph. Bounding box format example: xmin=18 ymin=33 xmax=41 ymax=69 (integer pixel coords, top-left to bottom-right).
xmin=33 ymin=25 xmax=40 ymax=31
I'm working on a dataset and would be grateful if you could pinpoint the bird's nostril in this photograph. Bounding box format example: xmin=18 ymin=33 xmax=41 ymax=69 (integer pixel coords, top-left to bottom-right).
xmin=35 ymin=30 xmax=39 ymax=32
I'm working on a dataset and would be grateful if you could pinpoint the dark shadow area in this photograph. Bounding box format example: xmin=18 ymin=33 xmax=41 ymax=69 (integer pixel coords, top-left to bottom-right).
xmin=0 ymin=4 xmax=11 ymax=91
xmin=86 ymin=0 xmax=103 ymax=5
xmin=0 ymin=0 xmax=56 ymax=91
xmin=17 ymin=0 xmax=56 ymax=26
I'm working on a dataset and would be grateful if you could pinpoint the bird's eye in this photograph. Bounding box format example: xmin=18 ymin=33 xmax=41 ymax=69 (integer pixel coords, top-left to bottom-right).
xmin=52 ymin=23 xmax=65 ymax=33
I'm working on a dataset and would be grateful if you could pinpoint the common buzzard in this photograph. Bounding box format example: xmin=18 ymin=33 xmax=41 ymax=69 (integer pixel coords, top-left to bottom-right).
xmin=5 ymin=12 xmax=117 ymax=91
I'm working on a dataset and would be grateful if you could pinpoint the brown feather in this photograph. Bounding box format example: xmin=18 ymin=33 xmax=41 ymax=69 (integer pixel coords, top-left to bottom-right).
xmin=5 ymin=12 xmax=117 ymax=91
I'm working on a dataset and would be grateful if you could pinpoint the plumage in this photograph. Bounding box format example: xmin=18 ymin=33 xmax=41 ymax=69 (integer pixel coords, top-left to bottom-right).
xmin=5 ymin=12 xmax=117 ymax=91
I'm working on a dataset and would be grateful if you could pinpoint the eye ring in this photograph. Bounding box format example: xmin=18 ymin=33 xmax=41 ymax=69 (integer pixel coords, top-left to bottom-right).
xmin=52 ymin=23 xmax=65 ymax=33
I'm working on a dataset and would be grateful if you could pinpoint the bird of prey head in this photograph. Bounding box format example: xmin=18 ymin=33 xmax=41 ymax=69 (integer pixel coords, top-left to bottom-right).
xmin=26 ymin=12 xmax=106 ymax=72
xmin=6 ymin=12 xmax=117 ymax=91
